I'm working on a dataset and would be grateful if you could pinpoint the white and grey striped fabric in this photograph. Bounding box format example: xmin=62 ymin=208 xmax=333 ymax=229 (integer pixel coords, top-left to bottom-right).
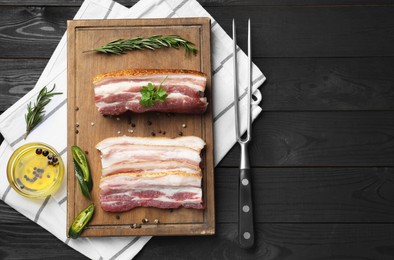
xmin=0 ymin=0 xmax=265 ymax=259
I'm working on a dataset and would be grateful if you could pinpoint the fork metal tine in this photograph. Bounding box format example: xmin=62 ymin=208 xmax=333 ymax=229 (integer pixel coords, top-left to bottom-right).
xmin=233 ymin=19 xmax=252 ymax=144
xmin=247 ymin=18 xmax=252 ymax=142
xmin=232 ymin=19 xmax=241 ymax=141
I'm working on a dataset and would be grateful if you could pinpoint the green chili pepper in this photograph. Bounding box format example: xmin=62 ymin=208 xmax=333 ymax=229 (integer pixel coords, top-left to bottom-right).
xmin=68 ymin=203 xmax=95 ymax=239
xmin=71 ymin=145 xmax=93 ymax=191
xmin=74 ymin=162 xmax=91 ymax=199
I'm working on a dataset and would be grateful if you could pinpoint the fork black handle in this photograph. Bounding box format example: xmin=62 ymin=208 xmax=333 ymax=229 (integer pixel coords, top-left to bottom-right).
xmin=239 ymin=168 xmax=254 ymax=248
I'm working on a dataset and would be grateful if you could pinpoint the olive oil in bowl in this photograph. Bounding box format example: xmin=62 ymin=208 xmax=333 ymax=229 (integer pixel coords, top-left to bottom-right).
xmin=7 ymin=143 xmax=64 ymax=198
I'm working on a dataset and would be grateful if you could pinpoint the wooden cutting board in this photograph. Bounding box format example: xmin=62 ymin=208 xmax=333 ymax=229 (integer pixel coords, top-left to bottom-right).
xmin=66 ymin=18 xmax=214 ymax=237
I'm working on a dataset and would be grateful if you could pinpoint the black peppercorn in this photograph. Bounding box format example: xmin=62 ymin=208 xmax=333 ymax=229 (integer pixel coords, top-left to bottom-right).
xmin=42 ymin=150 xmax=49 ymax=156
xmin=36 ymin=148 xmax=42 ymax=155
xmin=47 ymin=154 xmax=53 ymax=160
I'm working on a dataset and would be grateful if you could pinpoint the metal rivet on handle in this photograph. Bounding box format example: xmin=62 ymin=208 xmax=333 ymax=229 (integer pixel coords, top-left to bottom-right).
xmin=242 ymin=179 xmax=249 ymax=186
xmin=243 ymin=232 xmax=251 ymax=239
xmin=242 ymin=205 xmax=250 ymax=212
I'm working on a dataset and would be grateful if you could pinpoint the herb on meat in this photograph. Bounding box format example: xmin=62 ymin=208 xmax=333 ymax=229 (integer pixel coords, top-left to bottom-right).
xmin=140 ymin=76 xmax=168 ymax=107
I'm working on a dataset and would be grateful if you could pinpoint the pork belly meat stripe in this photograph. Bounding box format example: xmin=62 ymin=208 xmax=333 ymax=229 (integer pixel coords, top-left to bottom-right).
xmin=93 ymin=69 xmax=208 ymax=115
xmin=96 ymin=136 xmax=206 ymax=212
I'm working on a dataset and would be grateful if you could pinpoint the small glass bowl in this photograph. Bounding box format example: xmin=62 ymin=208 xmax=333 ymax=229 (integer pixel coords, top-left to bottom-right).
xmin=7 ymin=142 xmax=64 ymax=198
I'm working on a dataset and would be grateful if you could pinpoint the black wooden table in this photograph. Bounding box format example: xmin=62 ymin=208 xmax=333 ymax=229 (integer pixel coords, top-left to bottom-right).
xmin=1 ymin=0 xmax=394 ymax=259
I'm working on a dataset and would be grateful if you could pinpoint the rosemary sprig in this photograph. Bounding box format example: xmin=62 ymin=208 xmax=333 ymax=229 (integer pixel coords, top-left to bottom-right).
xmin=94 ymin=35 xmax=198 ymax=56
xmin=24 ymin=85 xmax=62 ymax=139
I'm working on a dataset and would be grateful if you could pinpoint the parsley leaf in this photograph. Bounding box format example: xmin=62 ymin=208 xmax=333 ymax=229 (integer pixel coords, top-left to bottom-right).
xmin=139 ymin=77 xmax=168 ymax=107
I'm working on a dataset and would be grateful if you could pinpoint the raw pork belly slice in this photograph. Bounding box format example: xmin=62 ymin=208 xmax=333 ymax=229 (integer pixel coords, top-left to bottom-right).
xmin=96 ymin=136 xmax=205 ymax=153
xmin=100 ymin=173 xmax=203 ymax=212
xmin=96 ymin=136 xmax=206 ymax=212
xmin=93 ymin=69 xmax=208 ymax=115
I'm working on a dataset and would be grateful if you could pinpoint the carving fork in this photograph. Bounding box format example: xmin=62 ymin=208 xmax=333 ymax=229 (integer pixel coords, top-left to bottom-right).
xmin=233 ymin=18 xmax=254 ymax=249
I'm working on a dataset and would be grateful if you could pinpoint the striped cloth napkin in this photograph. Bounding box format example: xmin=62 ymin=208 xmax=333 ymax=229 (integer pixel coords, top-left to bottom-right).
xmin=0 ymin=0 xmax=265 ymax=259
